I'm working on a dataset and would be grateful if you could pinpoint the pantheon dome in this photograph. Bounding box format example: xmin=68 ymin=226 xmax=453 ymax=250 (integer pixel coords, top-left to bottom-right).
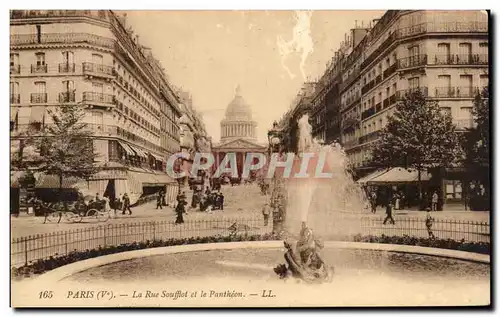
xmin=220 ymin=85 xmax=257 ymax=143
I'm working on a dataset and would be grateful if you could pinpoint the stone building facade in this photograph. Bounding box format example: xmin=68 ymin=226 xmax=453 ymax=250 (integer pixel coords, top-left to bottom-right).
xmin=10 ymin=10 xmax=182 ymax=205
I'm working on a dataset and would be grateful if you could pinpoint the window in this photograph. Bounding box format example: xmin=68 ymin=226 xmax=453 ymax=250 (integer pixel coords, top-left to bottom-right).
xmin=62 ymin=51 xmax=74 ymax=64
xmin=36 ymin=25 xmax=41 ymax=43
xmin=386 ymin=87 xmax=390 ymax=99
xmin=436 ymin=43 xmax=450 ymax=64
xmin=460 ymin=107 xmax=473 ymax=119
xmin=459 ymin=43 xmax=472 ymax=56
xmin=35 ymin=81 xmax=46 ymax=93
xmin=459 ymin=75 xmax=473 ymax=96
xmin=10 ymin=82 xmax=19 ymax=95
xmin=62 ymin=80 xmax=74 ymax=92
xmin=35 ymin=52 xmax=45 ymax=66
xmin=386 ymin=58 xmax=390 ymax=68
xmin=10 ymin=53 xmax=19 ymax=67
xmin=92 ymin=82 xmax=104 ymax=94
xmin=479 ymin=42 xmax=488 ymax=55
xmin=92 ymin=53 xmax=103 ymax=64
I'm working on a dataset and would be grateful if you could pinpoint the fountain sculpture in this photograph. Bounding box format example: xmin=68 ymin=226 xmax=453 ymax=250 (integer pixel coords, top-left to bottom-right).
xmin=273 ymin=114 xmax=367 ymax=283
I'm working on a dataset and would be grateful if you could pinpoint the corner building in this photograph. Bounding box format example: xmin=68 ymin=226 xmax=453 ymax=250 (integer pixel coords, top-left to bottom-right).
xmin=10 ymin=10 xmax=182 ymax=205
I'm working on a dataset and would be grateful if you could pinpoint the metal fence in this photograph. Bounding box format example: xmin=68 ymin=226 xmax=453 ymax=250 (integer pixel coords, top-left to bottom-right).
xmin=360 ymin=217 xmax=490 ymax=243
xmin=11 ymin=216 xmax=490 ymax=268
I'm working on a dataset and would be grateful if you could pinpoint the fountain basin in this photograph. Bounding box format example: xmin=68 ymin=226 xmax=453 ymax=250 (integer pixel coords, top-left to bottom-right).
xmin=13 ymin=241 xmax=490 ymax=307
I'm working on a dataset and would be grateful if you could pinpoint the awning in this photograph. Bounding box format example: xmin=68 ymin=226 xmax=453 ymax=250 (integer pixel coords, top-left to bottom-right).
xmin=35 ymin=174 xmax=85 ymax=189
xmin=117 ymin=141 xmax=135 ymax=156
xmin=357 ymin=169 xmax=390 ymax=185
xmin=367 ymin=167 xmax=432 ymax=185
xmin=129 ymin=144 xmax=148 ymax=158
xmin=150 ymin=152 xmax=164 ymax=162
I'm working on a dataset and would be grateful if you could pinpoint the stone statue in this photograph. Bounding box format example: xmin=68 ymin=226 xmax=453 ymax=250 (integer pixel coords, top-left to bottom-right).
xmin=274 ymin=222 xmax=333 ymax=283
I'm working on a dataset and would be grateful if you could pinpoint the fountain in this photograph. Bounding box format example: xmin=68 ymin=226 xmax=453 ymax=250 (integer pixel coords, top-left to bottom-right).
xmin=272 ymin=114 xmax=368 ymax=283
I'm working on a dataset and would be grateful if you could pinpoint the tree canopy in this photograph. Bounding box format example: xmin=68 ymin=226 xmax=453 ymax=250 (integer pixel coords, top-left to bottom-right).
xmin=370 ymin=89 xmax=461 ymax=171
xmin=463 ymin=87 xmax=489 ymax=167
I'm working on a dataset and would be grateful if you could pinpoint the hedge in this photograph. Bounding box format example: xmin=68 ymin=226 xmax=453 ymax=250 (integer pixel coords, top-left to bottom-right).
xmin=11 ymin=233 xmax=489 ymax=279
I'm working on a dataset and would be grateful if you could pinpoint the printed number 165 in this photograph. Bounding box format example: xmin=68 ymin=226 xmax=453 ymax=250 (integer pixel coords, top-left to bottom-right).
xmin=39 ymin=291 xmax=53 ymax=299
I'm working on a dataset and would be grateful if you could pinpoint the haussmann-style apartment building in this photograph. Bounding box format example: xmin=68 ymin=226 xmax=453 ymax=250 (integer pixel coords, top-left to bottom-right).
xmin=277 ymin=10 xmax=489 ymax=209
xmin=10 ymin=10 xmax=184 ymax=205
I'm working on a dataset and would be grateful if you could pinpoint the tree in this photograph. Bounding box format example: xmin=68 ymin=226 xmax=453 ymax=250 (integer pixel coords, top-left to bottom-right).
xmin=464 ymin=87 xmax=489 ymax=166
xmin=27 ymin=103 xmax=98 ymax=205
xmin=370 ymin=89 xmax=461 ymax=202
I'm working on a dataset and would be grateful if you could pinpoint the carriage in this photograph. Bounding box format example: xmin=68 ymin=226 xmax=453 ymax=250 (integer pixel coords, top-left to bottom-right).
xmin=39 ymin=198 xmax=110 ymax=224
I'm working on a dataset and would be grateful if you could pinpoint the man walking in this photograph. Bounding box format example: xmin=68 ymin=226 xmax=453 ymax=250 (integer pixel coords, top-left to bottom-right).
xmin=370 ymin=191 xmax=377 ymax=214
xmin=262 ymin=202 xmax=271 ymax=226
xmin=432 ymin=191 xmax=439 ymax=211
xmin=156 ymin=192 xmax=163 ymax=210
xmin=383 ymin=196 xmax=395 ymax=225
xmin=122 ymin=193 xmax=132 ymax=215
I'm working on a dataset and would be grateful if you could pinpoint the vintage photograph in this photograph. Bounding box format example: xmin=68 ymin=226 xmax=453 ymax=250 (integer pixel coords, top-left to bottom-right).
xmin=9 ymin=9 xmax=490 ymax=307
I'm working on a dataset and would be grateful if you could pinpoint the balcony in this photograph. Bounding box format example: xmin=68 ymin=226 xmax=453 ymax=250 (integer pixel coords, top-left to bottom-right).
xmin=375 ymin=75 xmax=382 ymax=85
xmin=435 ymin=86 xmax=479 ymax=98
xmin=359 ymin=130 xmax=381 ymax=144
xmin=83 ymin=62 xmax=114 ymax=78
xmin=59 ymin=91 xmax=76 ymax=103
xmin=59 ymin=63 xmax=76 ymax=73
xmin=383 ymin=63 xmax=397 ymax=78
xmin=10 ymin=65 xmax=20 ymax=74
xmin=361 ymin=79 xmax=375 ymax=94
xmin=10 ymin=10 xmax=109 ymax=20
xmin=361 ymin=107 xmax=375 ymax=120
xmin=342 ymin=138 xmax=359 ymax=149
xmin=10 ymin=94 xmax=20 ymax=104
xmin=396 ymin=87 xmax=429 ymax=100
xmin=31 ymin=64 xmax=47 ymax=74
xmin=31 ymin=93 xmax=47 ymax=103
xmin=433 ymin=54 xmax=488 ymax=66
xmin=453 ymin=118 xmax=475 ymax=130
xmin=82 ymin=92 xmax=114 ymax=105
xmin=375 ymin=102 xmax=382 ymax=112
xmin=398 ymin=55 xmax=428 ymax=69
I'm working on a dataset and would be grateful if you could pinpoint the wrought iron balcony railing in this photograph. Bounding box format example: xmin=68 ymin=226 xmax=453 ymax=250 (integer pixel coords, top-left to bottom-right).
xmin=82 ymin=62 xmax=114 ymax=77
xmin=435 ymin=86 xmax=480 ymax=98
xmin=359 ymin=130 xmax=381 ymax=144
xmin=398 ymin=54 xmax=428 ymax=69
xmin=59 ymin=91 xmax=76 ymax=103
xmin=396 ymin=87 xmax=429 ymax=99
xmin=82 ymin=92 xmax=114 ymax=104
xmin=433 ymin=54 xmax=488 ymax=66
xmin=31 ymin=93 xmax=47 ymax=103
xmin=31 ymin=64 xmax=47 ymax=73
xmin=361 ymin=107 xmax=376 ymax=120
xmin=383 ymin=63 xmax=397 ymax=78
xmin=59 ymin=63 xmax=76 ymax=73
xmin=361 ymin=79 xmax=376 ymax=94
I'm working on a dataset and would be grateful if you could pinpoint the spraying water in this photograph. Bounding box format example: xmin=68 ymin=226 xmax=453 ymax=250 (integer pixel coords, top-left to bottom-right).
xmin=283 ymin=115 xmax=367 ymax=238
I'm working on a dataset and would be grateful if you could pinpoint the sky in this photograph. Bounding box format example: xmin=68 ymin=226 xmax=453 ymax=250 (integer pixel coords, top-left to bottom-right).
xmin=122 ymin=10 xmax=385 ymax=143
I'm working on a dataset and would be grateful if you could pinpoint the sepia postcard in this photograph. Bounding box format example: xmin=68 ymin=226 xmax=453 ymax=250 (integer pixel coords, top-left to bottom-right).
xmin=9 ymin=9 xmax=490 ymax=308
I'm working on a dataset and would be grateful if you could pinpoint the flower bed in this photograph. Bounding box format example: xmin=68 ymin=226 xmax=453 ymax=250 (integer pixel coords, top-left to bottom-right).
xmin=11 ymin=233 xmax=489 ymax=279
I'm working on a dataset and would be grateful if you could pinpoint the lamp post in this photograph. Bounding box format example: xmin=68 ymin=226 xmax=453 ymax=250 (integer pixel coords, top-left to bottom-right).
xmin=267 ymin=121 xmax=285 ymax=235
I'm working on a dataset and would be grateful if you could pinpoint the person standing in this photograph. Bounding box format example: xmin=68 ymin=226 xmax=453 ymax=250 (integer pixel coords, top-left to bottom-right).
xmin=432 ymin=191 xmax=439 ymax=211
xmin=156 ymin=192 xmax=163 ymax=210
xmin=394 ymin=192 xmax=400 ymax=210
xmin=113 ymin=195 xmax=121 ymax=216
xmin=122 ymin=193 xmax=132 ymax=215
xmin=175 ymin=200 xmax=186 ymax=225
xmin=262 ymin=202 xmax=271 ymax=226
xmin=425 ymin=208 xmax=435 ymax=239
xmin=370 ymin=191 xmax=377 ymax=214
xmin=383 ymin=196 xmax=395 ymax=225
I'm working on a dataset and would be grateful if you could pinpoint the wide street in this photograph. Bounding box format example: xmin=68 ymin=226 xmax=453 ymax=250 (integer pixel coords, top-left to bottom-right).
xmin=11 ymin=183 xmax=489 ymax=239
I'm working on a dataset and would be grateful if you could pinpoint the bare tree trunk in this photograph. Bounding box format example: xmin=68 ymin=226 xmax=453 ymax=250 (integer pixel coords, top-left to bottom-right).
xmin=417 ymin=168 xmax=422 ymax=209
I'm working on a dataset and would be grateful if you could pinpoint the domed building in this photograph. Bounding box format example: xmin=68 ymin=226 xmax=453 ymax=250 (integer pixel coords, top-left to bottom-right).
xmin=212 ymin=85 xmax=267 ymax=179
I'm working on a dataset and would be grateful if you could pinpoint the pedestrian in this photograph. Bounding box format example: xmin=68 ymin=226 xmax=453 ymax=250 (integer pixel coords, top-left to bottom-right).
xmin=205 ymin=186 xmax=211 ymax=196
xmin=383 ymin=196 xmax=395 ymax=225
xmin=175 ymin=200 xmax=186 ymax=224
xmin=122 ymin=193 xmax=132 ymax=215
xmin=218 ymin=190 xmax=224 ymax=211
xmin=394 ymin=192 xmax=400 ymax=210
xmin=262 ymin=202 xmax=271 ymax=226
xmin=156 ymin=192 xmax=163 ymax=210
xmin=425 ymin=208 xmax=435 ymax=239
xmin=113 ymin=195 xmax=121 ymax=215
xmin=161 ymin=189 xmax=167 ymax=206
xmin=370 ymin=191 xmax=377 ymax=214
xmin=432 ymin=191 xmax=439 ymax=211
